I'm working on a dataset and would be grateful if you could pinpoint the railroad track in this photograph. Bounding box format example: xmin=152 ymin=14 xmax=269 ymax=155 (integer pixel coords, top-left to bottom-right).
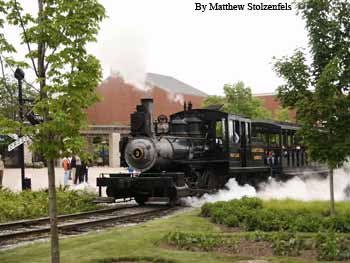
xmin=0 ymin=204 xmax=174 ymax=247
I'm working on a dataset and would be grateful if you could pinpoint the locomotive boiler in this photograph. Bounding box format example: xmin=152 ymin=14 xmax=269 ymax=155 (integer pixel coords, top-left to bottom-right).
xmin=124 ymin=99 xmax=209 ymax=173
xmin=97 ymin=98 xmax=328 ymax=205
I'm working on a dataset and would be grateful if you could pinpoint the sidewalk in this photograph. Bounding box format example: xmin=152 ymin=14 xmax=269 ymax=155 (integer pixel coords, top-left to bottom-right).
xmin=2 ymin=167 xmax=127 ymax=193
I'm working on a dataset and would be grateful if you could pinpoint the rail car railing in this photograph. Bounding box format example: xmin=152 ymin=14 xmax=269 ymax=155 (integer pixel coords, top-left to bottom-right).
xmin=265 ymin=147 xmax=314 ymax=169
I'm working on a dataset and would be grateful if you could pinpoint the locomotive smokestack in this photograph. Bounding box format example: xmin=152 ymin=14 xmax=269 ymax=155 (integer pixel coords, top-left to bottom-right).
xmin=141 ymin=98 xmax=154 ymax=135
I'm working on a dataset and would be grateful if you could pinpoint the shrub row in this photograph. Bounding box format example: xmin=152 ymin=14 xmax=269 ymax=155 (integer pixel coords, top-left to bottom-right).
xmin=164 ymin=231 xmax=350 ymax=261
xmin=164 ymin=231 xmax=235 ymax=251
xmin=201 ymin=197 xmax=350 ymax=232
xmin=0 ymin=187 xmax=100 ymax=223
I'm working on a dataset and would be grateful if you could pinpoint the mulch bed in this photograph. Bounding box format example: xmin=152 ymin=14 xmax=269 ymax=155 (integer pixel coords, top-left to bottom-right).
xmin=163 ymin=239 xmax=318 ymax=261
xmin=213 ymin=240 xmax=273 ymax=258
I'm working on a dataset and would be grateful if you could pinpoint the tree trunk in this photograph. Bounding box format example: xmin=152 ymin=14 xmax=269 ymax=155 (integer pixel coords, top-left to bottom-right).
xmin=37 ymin=0 xmax=59 ymax=261
xmin=47 ymin=158 xmax=60 ymax=263
xmin=329 ymin=168 xmax=335 ymax=216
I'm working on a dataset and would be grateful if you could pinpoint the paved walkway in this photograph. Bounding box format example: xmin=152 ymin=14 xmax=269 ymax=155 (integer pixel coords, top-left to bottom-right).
xmin=1 ymin=167 xmax=127 ymax=195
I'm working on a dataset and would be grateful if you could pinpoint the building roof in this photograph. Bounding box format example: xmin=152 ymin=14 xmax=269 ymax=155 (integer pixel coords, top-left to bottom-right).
xmin=146 ymin=72 xmax=207 ymax=97
xmin=253 ymin=92 xmax=277 ymax=97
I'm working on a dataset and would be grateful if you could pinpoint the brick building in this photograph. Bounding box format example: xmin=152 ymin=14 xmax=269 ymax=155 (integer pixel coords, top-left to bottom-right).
xmin=255 ymin=92 xmax=296 ymax=121
xmin=87 ymin=73 xmax=208 ymax=125
xmin=86 ymin=74 xmax=296 ymax=125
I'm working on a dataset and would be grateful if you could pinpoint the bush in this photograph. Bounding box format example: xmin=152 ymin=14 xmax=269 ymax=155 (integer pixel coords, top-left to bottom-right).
xmin=271 ymin=232 xmax=305 ymax=257
xmin=223 ymin=214 xmax=239 ymax=227
xmin=165 ymin=230 xmax=350 ymax=261
xmin=164 ymin=232 xmax=224 ymax=251
xmin=316 ymin=232 xmax=350 ymax=261
xmin=200 ymin=197 xmax=350 ymax=233
xmin=0 ymin=187 xmax=100 ymax=223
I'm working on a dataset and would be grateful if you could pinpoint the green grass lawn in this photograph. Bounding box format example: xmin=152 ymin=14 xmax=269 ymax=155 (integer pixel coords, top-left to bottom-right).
xmin=0 ymin=209 xmax=346 ymax=263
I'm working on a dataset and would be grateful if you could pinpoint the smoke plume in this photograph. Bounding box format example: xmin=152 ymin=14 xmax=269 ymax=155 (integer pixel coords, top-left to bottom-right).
xmin=88 ymin=12 xmax=147 ymax=91
xmin=184 ymin=168 xmax=350 ymax=207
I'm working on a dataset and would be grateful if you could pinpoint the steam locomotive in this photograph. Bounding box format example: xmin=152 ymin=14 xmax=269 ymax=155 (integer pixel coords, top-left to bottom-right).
xmin=97 ymin=98 xmax=327 ymax=205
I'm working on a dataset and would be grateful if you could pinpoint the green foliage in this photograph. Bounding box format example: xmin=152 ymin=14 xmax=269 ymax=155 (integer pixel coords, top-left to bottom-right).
xmin=203 ymin=81 xmax=272 ymax=119
xmin=164 ymin=231 xmax=227 ymax=251
xmin=0 ymin=187 xmax=100 ymax=223
xmin=271 ymin=232 xmax=305 ymax=257
xmin=275 ymin=106 xmax=291 ymax=122
xmin=97 ymin=257 xmax=175 ymax=263
xmin=0 ymin=0 xmax=106 ymax=160
xmin=202 ymin=95 xmax=224 ymax=109
xmin=273 ymin=0 xmax=350 ymax=169
xmin=316 ymin=232 xmax=350 ymax=261
xmin=201 ymin=197 xmax=350 ymax=233
xmin=165 ymin=229 xmax=350 ymax=261
xmin=1 ymin=206 xmax=350 ymax=263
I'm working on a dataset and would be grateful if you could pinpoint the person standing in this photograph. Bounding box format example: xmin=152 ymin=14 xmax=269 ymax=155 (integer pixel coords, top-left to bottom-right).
xmin=0 ymin=155 xmax=4 ymax=187
xmin=68 ymin=156 xmax=72 ymax=180
xmin=62 ymin=157 xmax=70 ymax=186
xmin=75 ymin=156 xmax=82 ymax=184
xmin=70 ymin=156 xmax=77 ymax=184
xmin=81 ymin=160 xmax=88 ymax=183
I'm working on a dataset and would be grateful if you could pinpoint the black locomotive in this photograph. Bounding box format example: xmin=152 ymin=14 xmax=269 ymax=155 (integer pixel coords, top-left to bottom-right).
xmin=97 ymin=98 xmax=327 ymax=205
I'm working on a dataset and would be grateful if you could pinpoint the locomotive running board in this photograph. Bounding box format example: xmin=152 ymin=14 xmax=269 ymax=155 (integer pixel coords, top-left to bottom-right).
xmin=229 ymin=166 xmax=270 ymax=173
xmin=148 ymin=197 xmax=171 ymax=203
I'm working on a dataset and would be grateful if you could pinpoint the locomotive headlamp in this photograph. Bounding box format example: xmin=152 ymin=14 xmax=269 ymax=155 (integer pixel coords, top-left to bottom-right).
xmin=132 ymin=148 xmax=144 ymax=159
xmin=125 ymin=138 xmax=157 ymax=171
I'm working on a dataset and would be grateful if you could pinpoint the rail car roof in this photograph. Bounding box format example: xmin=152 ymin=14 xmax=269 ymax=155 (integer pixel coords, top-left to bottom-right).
xmin=170 ymin=109 xmax=250 ymax=122
xmin=252 ymin=120 xmax=300 ymax=132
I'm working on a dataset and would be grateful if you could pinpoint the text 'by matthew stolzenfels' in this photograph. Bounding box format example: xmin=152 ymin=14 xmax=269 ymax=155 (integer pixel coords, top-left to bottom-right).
xmin=194 ymin=2 xmax=292 ymax=12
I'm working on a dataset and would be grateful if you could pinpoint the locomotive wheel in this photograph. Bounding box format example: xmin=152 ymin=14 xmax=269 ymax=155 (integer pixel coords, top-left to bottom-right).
xmin=168 ymin=196 xmax=177 ymax=207
xmin=205 ymin=170 xmax=219 ymax=190
xmin=135 ymin=195 xmax=148 ymax=206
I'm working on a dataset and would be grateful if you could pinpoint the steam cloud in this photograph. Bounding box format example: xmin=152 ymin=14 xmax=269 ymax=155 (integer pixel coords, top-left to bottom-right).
xmin=88 ymin=20 xmax=147 ymax=91
xmin=183 ymin=168 xmax=350 ymax=207
xmin=166 ymin=92 xmax=185 ymax=105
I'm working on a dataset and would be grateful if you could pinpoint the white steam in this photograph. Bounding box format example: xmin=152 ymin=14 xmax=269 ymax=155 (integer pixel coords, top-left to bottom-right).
xmin=184 ymin=180 xmax=256 ymax=208
xmin=88 ymin=11 xmax=147 ymax=91
xmin=167 ymin=92 xmax=185 ymax=105
xmin=257 ymin=169 xmax=350 ymax=201
xmin=184 ymin=168 xmax=350 ymax=207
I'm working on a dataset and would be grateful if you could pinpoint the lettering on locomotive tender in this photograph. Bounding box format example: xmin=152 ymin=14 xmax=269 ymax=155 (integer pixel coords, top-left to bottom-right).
xmin=230 ymin=153 xmax=240 ymax=158
xmin=194 ymin=2 xmax=292 ymax=12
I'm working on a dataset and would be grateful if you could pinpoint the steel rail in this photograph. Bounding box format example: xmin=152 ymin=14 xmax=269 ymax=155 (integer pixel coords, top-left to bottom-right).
xmin=0 ymin=204 xmax=138 ymax=231
xmin=0 ymin=206 xmax=170 ymax=243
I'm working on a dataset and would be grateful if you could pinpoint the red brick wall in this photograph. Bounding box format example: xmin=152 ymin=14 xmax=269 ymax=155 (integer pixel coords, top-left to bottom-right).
xmin=256 ymin=94 xmax=296 ymax=120
xmin=87 ymin=76 xmax=206 ymax=125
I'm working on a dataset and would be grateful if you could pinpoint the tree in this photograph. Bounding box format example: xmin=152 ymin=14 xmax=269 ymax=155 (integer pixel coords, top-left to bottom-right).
xmin=202 ymin=95 xmax=224 ymax=109
xmin=203 ymin=81 xmax=272 ymax=119
xmin=274 ymin=0 xmax=350 ymax=216
xmin=0 ymin=1 xmax=106 ymax=262
xmin=275 ymin=107 xmax=292 ymax=122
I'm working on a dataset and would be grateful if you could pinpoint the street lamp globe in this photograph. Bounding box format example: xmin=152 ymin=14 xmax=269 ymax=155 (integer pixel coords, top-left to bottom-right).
xmin=14 ymin=68 xmax=25 ymax=80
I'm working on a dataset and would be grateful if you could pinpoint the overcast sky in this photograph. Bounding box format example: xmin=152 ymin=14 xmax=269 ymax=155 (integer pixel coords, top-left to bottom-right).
xmin=6 ymin=0 xmax=309 ymax=95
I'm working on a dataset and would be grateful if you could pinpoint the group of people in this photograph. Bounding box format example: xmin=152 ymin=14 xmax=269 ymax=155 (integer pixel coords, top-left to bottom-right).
xmin=62 ymin=156 xmax=88 ymax=186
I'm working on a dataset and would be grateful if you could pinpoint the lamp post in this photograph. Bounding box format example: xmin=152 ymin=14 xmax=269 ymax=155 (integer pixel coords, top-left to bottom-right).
xmin=14 ymin=68 xmax=28 ymax=190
